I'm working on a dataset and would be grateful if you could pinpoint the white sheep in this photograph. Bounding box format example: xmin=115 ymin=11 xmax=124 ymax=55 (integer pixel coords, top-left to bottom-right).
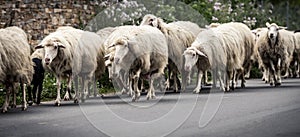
xmin=252 ymin=28 xmax=270 ymax=82
xmin=293 ymin=32 xmax=300 ymax=77
xmin=183 ymin=29 xmax=227 ymax=93
xmin=257 ymin=22 xmax=295 ymax=86
xmin=35 ymin=26 xmax=105 ymax=106
xmin=169 ymin=21 xmax=208 ymax=85
xmin=0 ymin=26 xmax=33 ymax=112
xmin=140 ymin=14 xmax=195 ymax=92
xmin=106 ymin=25 xmax=168 ymax=101
xmin=212 ymin=22 xmax=254 ymax=91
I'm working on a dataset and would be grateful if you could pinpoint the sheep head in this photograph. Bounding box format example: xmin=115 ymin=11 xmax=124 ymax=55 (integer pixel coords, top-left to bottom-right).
xmin=183 ymin=47 xmax=207 ymax=72
xmin=140 ymin=14 xmax=163 ymax=29
xmin=108 ymin=36 xmax=132 ymax=78
xmin=36 ymin=39 xmax=65 ymax=65
xmin=266 ymin=22 xmax=287 ymax=44
xmin=104 ymin=52 xmax=115 ymax=79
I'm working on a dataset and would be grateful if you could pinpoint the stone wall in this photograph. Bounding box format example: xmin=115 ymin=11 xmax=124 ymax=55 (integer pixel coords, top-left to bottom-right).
xmin=0 ymin=0 xmax=108 ymax=46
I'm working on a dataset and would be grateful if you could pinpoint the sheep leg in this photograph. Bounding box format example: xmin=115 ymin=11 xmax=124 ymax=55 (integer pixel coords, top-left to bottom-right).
xmin=11 ymin=85 xmax=17 ymax=108
xmin=187 ymin=70 xmax=192 ymax=86
xmin=164 ymin=67 xmax=171 ymax=90
xmin=128 ymin=77 xmax=133 ymax=97
xmin=54 ymin=77 xmax=61 ymax=106
xmin=21 ymin=83 xmax=27 ymax=111
xmin=159 ymin=75 xmax=166 ymax=92
xmin=140 ymin=79 xmax=145 ymax=92
xmin=297 ymin=61 xmax=300 ymax=77
xmin=116 ymin=75 xmax=127 ymax=94
xmin=181 ymin=71 xmax=187 ymax=92
xmin=147 ymin=69 xmax=164 ymax=99
xmin=132 ymin=77 xmax=140 ymax=102
xmin=173 ymin=71 xmax=178 ymax=92
xmin=93 ymin=80 xmax=97 ymax=97
xmin=81 ymin=75 xmax=91 ymax=103
xmin=132 ymin=70 xmax=141 ymax=102
xmin=37 ymin=80 xmax=43 ymax=105
xmin=218 ymin=70 xmax=226 ymax=92
xmin=269 ymin=62 xmax=276 ymax=86
xmin=27 ymin=85 xmax=33 ymax=106
xmin=238 ymin=68 xmax=246 ymax=88
xmin=147 ymin=78 xmax=155 ymax=100
xmin=1 ymin=84 xmax=12 ymax=113
xmin=74 ymin=76 xmax=79 ymax=104
xmin=226 ymin=70 xmax=233 ymax=92
xmin=193 ymin=70 xmax=203 ymax=94
xmin=64 ymin=76 xmax=72 ymax=101
xmin=231 ymin=71 xmax=237 ymax=90
xmin=212 ymin=69 xmax=217 ymax=88
xmin=31 ymin=83 xmax=38 ymax=104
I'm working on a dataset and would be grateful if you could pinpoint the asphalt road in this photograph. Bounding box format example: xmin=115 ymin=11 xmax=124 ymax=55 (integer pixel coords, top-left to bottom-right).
xmin=1 ymin=78 xmax=300 ymax=137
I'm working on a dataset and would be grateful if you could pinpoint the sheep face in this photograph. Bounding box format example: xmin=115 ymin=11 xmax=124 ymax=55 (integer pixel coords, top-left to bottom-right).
xmin=104 ymin=56 xmax=114 ymax=79
xmin=42 ymin=40 xmax=65 ymax=65
xmin=109 ymin=38 xmax=130 ymax=77
xmin=267 ymin=24 xmax=279 ymax=43
xmin=141 ymin=14 xmax=159 ymax=28
xmin=183 ymin=50 xmax=198 ymax=72
xmin=266 ymin=22 xmax=287 ymax=44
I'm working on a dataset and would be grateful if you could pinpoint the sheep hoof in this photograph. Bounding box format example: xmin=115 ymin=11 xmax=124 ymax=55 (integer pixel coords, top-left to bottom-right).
xmin=275 ymin=83 xmax=281 ymax=87
xmin=63 ymin=97 xmax=70 ymax=101
xmin=28 ymin=101 xmax=33 ymax=106
xmin=193 ymin=91 xmax=200 ymax=94
xmin=241 ymin=84 xmax=246 ymax=88
xmin=55 ymin=102 xmax=60 ymax=106
xmin=270 ymin=82 xmax=274 ymax=86
xmin=11 ymin=104 xmax=17 ymax=108
xmin=74 ymin=99 xmax=79 ymax=104
xmin=132 ymin=97 xmax=137 ymax=102
xmin=1 ymin=108 xmax=8 ymax=113
xmin=21 ymin=106 xmax=27 ymax=111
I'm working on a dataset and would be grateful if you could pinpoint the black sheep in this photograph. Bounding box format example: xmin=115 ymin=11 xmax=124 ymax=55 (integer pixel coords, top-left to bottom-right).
xmin=27 ymin=58 xmax=44 ymax=105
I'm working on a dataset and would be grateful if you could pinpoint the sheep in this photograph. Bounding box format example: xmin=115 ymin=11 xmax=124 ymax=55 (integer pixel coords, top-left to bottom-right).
xmin=228 ymin=22 xmax=255 ymax=89
xmin=183 ymin=29 xmax=227 ymax=93
xmin=35 ymin=26 xmax=105 ymax=106
xmin=27 ymin=48 xmax=45 ymax=105
xmin=0 ymin=26 xmax=33 ymax=112
xmin=257 ymin=22 xmax=295 ymax=86
xmin=168 ymin=21 xmax=208 ymax=85
xmin=210 ymin=22 xmax=253 ymax=91
xmin=140 ymin=14 xmax=195 ymax=92
xmin=101 ymin=26 xmax=135 ymax=95
xmin=252 ymin=28 xmax=269 ymax=81
xmin=293 ymin=32 xmax=300 ymax=77
xmin=106 ymin=25 xmax=168 ymax=101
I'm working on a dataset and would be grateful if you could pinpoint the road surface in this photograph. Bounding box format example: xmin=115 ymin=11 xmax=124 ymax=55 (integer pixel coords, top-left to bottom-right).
xmin=0 ymin=78 xmax=300 ymax=137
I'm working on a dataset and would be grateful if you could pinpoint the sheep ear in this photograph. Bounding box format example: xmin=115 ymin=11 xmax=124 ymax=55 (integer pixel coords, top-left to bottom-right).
xmin=35 ymin=44 xmax=43 ymax=49
xmin=278 ymin=26 xmax=287 ymax=30
xmin=195 ymin=49 xmax=207 ymax=58
xmin=104 ymin=53 xmax=111 ymax=60
xmin=251 ymin=30 xmax=257 ymax=34
xmin=266 ymin=22 xmax=271 ymax=28
xmin=116 ymin=38 xmax=127 ymax=46
xmin=107 ymin=44 xmax=115 ymax=49
xmin=56 ymin=42 xmax=65 ymax=49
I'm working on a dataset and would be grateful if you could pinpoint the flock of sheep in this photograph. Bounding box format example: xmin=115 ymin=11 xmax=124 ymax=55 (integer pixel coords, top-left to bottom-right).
xmin=1 ymin=14 xmax=300 ymax=113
